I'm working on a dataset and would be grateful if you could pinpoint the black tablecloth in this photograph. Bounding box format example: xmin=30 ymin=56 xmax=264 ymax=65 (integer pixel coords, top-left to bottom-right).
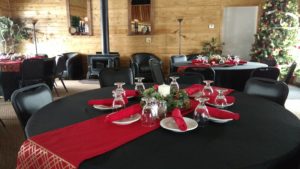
xmin=26 ymin=86 xmax=300 ymax=169
xmin=173 ymin=61 xmax=268 ymax=91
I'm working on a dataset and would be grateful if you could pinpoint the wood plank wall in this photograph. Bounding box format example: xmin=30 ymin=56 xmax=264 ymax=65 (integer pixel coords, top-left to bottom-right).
xmin=0 ymin=0 xmax=11 ymax=16
xmin=2 ymin=0 xmax=278 ymax=74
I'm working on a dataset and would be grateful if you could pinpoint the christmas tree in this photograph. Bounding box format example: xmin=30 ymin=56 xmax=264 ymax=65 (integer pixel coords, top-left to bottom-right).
xmin=250 ymin=0 xmax=299 ymax=65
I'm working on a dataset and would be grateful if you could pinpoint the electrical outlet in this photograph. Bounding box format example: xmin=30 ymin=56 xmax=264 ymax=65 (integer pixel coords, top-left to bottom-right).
xmin=146 ymin=37 xmax=152 ymax=44
xmin=208 ymin=24 xmax=215 ymax=29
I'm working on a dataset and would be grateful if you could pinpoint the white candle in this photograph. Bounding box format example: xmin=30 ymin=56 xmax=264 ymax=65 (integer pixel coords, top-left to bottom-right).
xmin=158 ymin=84 xmax=170 ymax=97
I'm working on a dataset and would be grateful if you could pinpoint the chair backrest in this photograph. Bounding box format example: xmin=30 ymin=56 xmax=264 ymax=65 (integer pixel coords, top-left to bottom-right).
xmin=11 ymin=83 xmax=53 ymax=134
xmin=99 ymin=68 xmax=134 ymax=87
xmin=56 ymin=55 xmax=68 ymax=75
xmin=250 ymin=67 xmax=280 ymax=80
xmin=36 ymin=54 xmax=48 ymax=58
xmin=244 ymin=77 xmax=289 ymax=106
xmin=43 ymin=58 xmax=56 ymax=90
xmin=283 ymin=61 xmax=297 ymax=84
xmin=171 ymin=72 xmax=204 ymax=85
xmin=131 ymin=53 xmax=160 ymax=64
xmin=170 ymin=55 xmax=187 ymax=73
xmin=186 ymin=53 xmax=200 ymax=61
xmin=62 ymin=52 xmax=78 ymax=59
xmin=184 ymin=67 xmax=215 ymax=81
xmin=20 ymin=59 xmax=45 ymax=86
xmin=149 ymin=59 xmax=165 ymax=84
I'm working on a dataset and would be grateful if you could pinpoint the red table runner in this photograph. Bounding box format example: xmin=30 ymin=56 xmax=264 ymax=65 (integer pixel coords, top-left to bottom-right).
xmin=17 ymin=103 xmax=196 ymax=169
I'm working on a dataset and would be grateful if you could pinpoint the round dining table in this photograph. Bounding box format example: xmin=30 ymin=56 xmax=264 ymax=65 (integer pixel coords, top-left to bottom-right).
xmin=26 ymin=86 xmax=300 ymax=169
xmin=173 ymin=61 xmax=268 ymax=91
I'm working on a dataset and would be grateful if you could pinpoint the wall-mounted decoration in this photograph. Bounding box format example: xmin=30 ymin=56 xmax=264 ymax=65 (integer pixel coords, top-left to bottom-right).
xmin=66 ymin=0 xmax=92 ymax=36
xmin=128 ymin=0 xmax=153 ymax=35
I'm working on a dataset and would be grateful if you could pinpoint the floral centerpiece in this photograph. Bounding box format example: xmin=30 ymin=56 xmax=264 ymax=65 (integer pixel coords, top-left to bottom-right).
xmin=208 ymin=54 xmax=223 ymax=65
xmin=141 ymin=84 xmax=190 ymax=112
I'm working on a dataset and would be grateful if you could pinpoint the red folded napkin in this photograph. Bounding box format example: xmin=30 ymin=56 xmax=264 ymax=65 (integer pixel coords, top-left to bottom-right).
xmin=192 ymin=59 xmax=205 ymax=64
xmin=238 ymin=60 xmax=247 ymax=65
xmin=207 ymin=106 xmax=240 ymax=120
xmin=185 ymin=84 xmax=234 ymax=97
xmin=184 ymin=84 xmax=204 ymax=95
xmin=171 ymin=108 xmax=187 ymax=131
xmin=207 ymin=96 xmax=235 ymax=105
xmin=105 ymin=104 xmax=142 ymax=122
xmin=125 ymin=90 xmax=139 ymax=98
xmin=88 ymin=98 xmax=128 ymax=106
xmin=192 ymin=60 xmax=210 ymax=67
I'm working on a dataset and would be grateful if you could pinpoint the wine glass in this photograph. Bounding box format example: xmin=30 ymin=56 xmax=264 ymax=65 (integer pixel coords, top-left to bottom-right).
xmin=214 ymin=89 xmax=228 ymax=108
xmin=169 ymin=76 xmax=179 ymax=94
xmin=202 ymin=80 xmax=214 ymax=97
xmin=194 ymin=97 xmax=210 ymax=127
xmin=112 ymin=90 xmax=126 ymax=111
xmin=114 ymin=82 xmax=126 ymax=97
xmin=135 ymin=77 xmax=145 ymax=94
xmin=141 ymin=97 xmax=157 ymax=127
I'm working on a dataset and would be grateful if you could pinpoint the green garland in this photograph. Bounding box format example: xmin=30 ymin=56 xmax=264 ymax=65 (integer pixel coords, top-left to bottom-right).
xmin=141 ymin=87 xmax=190 ymax=112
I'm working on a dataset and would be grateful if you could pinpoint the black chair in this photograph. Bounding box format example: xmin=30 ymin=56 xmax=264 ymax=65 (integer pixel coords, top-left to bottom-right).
xmin=283 ymin=61 xmax=297 ymax=84
xmin=35 ymin=54 xmax=48 ymax=58
xmin=61 ymin=52 xmax=84 ymax=80
xmin=99 ymin=68 xmax=134 ymax=87
xmin=130 ymin=53 xmax=161 ymax=82
xmin=11 ymin=83 xmax=53 ymax=137
xmin=184 ymin=67 xmax=215 ymax=81
xmin=43 ymin=57 xmax=59 ymax=96
xmin=19 ymin=59 xmax=45 ymax=87
xmin=250 ymin=67 xmax=280 ymax=80
xmin=244 ymin=77 xmax=289 ymax=106
xmin=169 ymin=55 xmax=187 ymax=73
xmin=149 ymin=59 xmax=165 ymax=84
xmin=55 ymin=55 xmax=68 ymax=93
xmin=186 ymin=53 xmax=200 ymax=61
xmin=171 ymin=72 xmax=205 ymax=85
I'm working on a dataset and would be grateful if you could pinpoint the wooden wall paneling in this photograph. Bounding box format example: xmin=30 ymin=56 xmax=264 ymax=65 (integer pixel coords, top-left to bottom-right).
xmin=0 ymin=0 xmax=11 ymax=16
xmin=7 ymin=0 xmax=289 ymax=76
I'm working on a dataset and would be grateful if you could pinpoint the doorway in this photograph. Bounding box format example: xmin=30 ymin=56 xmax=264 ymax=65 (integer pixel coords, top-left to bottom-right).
xmin=222 ymin=6 xmax=258 ymax=60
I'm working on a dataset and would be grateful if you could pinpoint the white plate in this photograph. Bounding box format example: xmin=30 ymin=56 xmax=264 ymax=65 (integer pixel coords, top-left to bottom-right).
xmin=93 ymin=104 xmax=122 ymax=110
xmin=206 ymin=102 xmax=234 ymax=109
xmin=208 ymin=117 xmax=233 ymax=123
xmin=160 ymin=117 xmax=198 ymax=132
xmin=112 ymin=113 xmax=141 ymax=125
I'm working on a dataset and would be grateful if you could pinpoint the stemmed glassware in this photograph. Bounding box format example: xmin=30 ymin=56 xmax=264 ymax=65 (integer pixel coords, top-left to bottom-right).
xmin=114 ymin=82 xmax=126 ymax=97
xmin=202 ymin=80 xmax=214 ymax=97
xmin=214 ymin=89 xmax=228 ymax=108
xmin=135 ymin=77 xmax=145 ymax=94
xmin=194 ymin=97 xmax=210 ymax=127
xmin=141 ymin=97 xmax=157 ymax=127
xmin=112 ymin=90 xmax=126 ymax=112
xmin=169 ymin=76 xmax=180 ymax=94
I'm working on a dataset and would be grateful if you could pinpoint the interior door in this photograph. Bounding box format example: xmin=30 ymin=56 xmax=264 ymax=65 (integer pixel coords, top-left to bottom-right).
xmin=222 ymin=6 xmax=258 ymax=60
